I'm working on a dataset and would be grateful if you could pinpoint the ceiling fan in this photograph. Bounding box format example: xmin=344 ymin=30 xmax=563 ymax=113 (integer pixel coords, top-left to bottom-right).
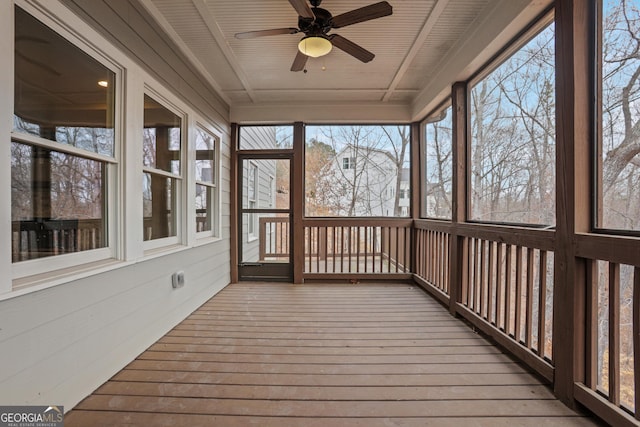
xmin=234 ymin=0 xmax=392 ymax=72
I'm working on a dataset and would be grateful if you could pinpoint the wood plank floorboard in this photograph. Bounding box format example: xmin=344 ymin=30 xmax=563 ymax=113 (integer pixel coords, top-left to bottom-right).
xmin=66 ymin=282 xmax=598 ymax=426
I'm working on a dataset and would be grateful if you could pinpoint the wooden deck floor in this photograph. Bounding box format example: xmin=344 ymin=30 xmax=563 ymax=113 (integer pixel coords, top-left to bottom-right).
xmin=66 ymin=282 xmax=598 ymax=426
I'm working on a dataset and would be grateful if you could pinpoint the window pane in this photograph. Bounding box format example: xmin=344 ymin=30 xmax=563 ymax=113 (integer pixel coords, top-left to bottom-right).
xmin=13 ymin=7 xmax=115 ymax=157
xmin=11 ymin=142 xmax=106 ymax=262
xmin=305 ymin=125 xmax=411 ymax=217
xmin=470 ymin=24 xmax=556 ymax=225
xmin=242 ymin=159 xmax=289 ymax=210
xmin=143 ymin=95 xmax=181 ymax=174
xmin=195 ymin=127 xmax=215 ymax=184
xmin=424 ymin=105 xmax=453 ymax=219
xmin=196 ymin=184 xmax=213 ymax=233
xmin=599 ymin=0 xmax=640 ymax=230
xmin=239 ymin=126 xmax=293 ymax=150
xmin=143 ymin=173 xmax=176 ymax=240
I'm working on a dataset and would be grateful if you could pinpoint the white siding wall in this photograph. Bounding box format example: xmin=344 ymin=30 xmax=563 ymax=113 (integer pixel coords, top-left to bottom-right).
xmin=0 ymin=0 xmax=232 ymax=411
xmin=327 ymin=146 xmax=398 ymax=216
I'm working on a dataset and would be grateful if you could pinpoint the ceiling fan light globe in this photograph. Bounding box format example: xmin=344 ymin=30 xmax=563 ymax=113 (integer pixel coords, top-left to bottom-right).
xmin=298 ymin=36 xmax=332 ymax=58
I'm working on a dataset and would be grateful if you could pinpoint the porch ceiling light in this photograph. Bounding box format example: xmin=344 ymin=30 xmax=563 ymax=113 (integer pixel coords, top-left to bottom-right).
xmin=298 ymin=36 xmax=332 ymax=58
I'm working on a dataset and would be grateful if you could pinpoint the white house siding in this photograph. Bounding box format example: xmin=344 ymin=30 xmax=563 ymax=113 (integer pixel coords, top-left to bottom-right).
xmin=0 ymin=0 xmax=231 ymax=411
xmin=321 ymin=145 xmax=400 ymax=216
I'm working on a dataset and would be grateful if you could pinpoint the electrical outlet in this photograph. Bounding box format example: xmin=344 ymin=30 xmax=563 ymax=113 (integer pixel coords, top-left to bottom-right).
xmin=172 ymin=271 xmax=185 ymax=288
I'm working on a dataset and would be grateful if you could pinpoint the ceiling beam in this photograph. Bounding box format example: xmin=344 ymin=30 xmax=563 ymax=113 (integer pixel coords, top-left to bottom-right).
xmin=190 ymin=0 xmax=256 ymax=103
xmin=137 ymin=0 xmax=233 ymax=106
xmin=381 ymin=0 xmax=450 ymax=102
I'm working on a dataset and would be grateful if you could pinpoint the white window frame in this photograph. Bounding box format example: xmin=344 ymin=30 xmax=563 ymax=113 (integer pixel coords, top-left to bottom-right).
xmin=193 ymin=122 xmax=220 ymax=239
xmin=142 ymin=89 xmax=185 ymax=252
xmin=9 ymin=3 xmax=122 ymax=281
xmin=343 ymin=157 xmax=355 ymax=170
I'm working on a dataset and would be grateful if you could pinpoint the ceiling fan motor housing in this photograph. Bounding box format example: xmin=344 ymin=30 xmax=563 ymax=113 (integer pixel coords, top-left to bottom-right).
xmin=298 ymin=7 xmax=333 ymax=36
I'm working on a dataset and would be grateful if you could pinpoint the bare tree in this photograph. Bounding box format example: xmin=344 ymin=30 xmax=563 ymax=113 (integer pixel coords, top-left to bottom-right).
xmin=470 ymin=24 xmax=555 ymax=225
xmin=424 ymin=109 xmax=453 ymax=218
xmin=601 ymin=0 xmax=640 ymax=230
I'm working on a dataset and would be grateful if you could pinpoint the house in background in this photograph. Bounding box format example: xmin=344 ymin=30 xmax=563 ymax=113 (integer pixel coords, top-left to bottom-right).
xmin=315 ymin=144 xmax=408 ymax=217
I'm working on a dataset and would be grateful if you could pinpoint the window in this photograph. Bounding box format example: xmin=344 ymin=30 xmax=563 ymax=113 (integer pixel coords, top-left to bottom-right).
xmin=598 ymin=0 xmax=640 ymax=231
xmin=593 ymin=0 xmax=640 ymax=413
xmin=305 ymin=125 xmax=411 ymax=217
xmin=11 ymin=7 xmax=116 ymax=271
xmin=194 ymin=126 xmax=218 ymax=235
xmin=342 ymin=157 xmax=355 ymax=170
xmin=469 ymin=18 xmax=555 ymax=225
xmin=142 ymin=94 xmax=182 ymax=242
xmin=423 ymin=104 xmax=453 ymax=219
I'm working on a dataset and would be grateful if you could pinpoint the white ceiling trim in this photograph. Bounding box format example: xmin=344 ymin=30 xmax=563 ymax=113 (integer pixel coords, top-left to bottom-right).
xmin=137 ymin=0 xmax=232 ymax=106
xmin=381 ymin=0 xmax=450 ymax=102
xmin=190 ymin=0 xmax=256 ymax=103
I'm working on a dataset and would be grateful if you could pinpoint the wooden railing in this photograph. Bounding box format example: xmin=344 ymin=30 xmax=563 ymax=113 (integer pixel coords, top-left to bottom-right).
xmin=259 ymin=216 xmax=290 ymax=260
xmin=11 ymin=219 xmax=104 ymax=262
xmin=414 ymin=219 xmax=640 ymax=424
xmin=302 ymin=218 xmax=412 ymax=279
xmin=414 ymin=221 xmax=451 ymax=300
xmin=573 ymin=234 xmax=640 ymax=425
xmin=256 ymin=217 xmax=413 ymax=277
xmin=414 ymin=220 xmax=556 ymax=382
xmin=459 ymin=231 xmax=555 ymax=379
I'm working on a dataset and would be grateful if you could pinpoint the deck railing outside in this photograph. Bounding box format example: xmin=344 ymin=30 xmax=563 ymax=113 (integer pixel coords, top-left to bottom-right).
xmin=303 ymin=219 xmax=412 ymax=276
xmin=11 ymin=219 xmax=103 ymax=262
xmin=257 ymin=217 xmax=412 ymax=278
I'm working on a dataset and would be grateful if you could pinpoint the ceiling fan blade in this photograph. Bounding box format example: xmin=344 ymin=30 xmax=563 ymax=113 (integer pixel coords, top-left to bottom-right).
xmin=235 ymin=28 xmax=299 ymax=39
xmin=288 ymin=0 xmax=315 ymax=19
xmin=329 ymin=34 xmax=375 ymax=63
xmin=291 ymin=50 xmax=309 ymax=72
xmin=331 ymin=1 xmax=392 ymax=29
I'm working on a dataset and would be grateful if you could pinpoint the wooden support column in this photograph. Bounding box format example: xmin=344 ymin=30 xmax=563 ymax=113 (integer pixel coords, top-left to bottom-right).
xmin=292 ymin=122 xmax=305 ymax=284
xmin=410 ymin=122 xmax=421 ymax=274
xmin=449 ymin=82 xmax=468 ymax=316
xmin=553 ymin=0 xmax=593 ymax=406
xmin=230 ymin=124 xmax=239 ymax=283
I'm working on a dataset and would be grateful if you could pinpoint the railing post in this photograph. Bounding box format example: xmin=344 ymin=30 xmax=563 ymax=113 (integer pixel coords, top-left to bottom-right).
xmin=448 ymin=81 xmax=468 ymax=316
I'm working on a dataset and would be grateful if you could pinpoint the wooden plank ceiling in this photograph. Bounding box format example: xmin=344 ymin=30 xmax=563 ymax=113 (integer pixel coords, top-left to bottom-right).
xmin=65 ymin=282 xmax=597 ymax=426
xmin=137 ymin=0 xmax=553 ymax=122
